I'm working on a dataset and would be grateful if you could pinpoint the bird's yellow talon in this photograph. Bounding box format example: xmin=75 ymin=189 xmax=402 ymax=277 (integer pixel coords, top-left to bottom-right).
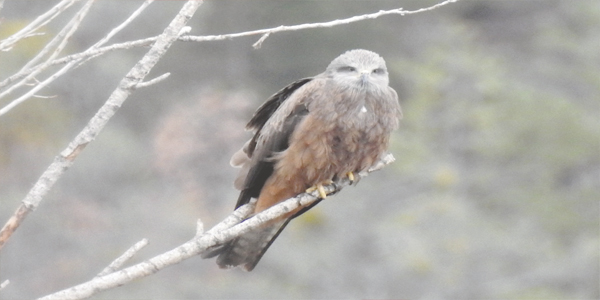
xmin=306 ymin=181 xmax=332 ymax=199
xmin=347 ymin=172 xmax=355 ymax=182
xmin=317 ymin=184 xmax=327 ymax=199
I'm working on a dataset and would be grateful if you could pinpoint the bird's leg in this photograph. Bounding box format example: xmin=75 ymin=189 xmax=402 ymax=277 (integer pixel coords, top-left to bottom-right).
xmin=306 ymin=180 xmax=333 ymax=199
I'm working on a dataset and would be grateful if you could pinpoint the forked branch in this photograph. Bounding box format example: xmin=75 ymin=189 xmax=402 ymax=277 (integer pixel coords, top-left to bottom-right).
xmin=0 ymin=0 xmax=459 ymax=114
xmin=39 ymin=153 xmax=394 ymax=300
xmin=0 ymin=0 xmax=203 ymax=251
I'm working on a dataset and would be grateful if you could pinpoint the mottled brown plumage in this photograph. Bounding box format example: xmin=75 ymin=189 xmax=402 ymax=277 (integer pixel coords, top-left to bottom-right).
xmin=206 ymin=49 xmax=401 ymax=271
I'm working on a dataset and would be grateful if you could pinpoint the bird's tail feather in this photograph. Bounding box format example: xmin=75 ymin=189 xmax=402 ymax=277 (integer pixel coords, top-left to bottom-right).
xmin=215 ymin=219 xmax=290 ymax=271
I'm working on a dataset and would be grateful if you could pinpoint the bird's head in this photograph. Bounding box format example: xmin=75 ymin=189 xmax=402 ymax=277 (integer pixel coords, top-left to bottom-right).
xmin=326 ymin=49 xmax=390 ymax=89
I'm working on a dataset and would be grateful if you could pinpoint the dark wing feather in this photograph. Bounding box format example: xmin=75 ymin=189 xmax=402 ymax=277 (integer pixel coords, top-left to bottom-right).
xmin=209 ymin=79 xmax=318 ymax=267
xmin=215 ymin=197 xmax=324 ymax=271
xmin=243 ymin=78 xmax=312 ymax=159
xmin=246 ymin=78 xmax=313 ymax=131
xmin=233 ymin=80 xmax=312 ymax=209
xmin=202 ymin=99 xmax=312 ymax=261
xmin=238 ymin=197 xmax=325 ymax=269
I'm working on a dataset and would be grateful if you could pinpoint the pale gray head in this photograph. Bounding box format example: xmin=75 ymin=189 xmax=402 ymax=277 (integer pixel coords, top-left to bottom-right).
xmin=325 ymin=49 xmax=390 ymax=90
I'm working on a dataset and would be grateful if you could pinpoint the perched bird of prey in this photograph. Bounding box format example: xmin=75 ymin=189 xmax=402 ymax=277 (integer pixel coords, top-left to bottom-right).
xmin=205 ymin=49 xmax=401 ymax=271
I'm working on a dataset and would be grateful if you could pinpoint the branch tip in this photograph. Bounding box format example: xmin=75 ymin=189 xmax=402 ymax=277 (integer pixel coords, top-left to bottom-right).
xmin=135 ymin=72 xmax=170 ymax=88
xmin=96 ymin=238 xmax=149 ymax=277
xmin=179 ymin=26 xmax=191 ymax=36
xmin=0 ymin=279 xmax=9 ymax=290
xmin=196 ymin=219 xmax=204 ymax=236
xmin=252 ymin=32 xmax=270 ymax=49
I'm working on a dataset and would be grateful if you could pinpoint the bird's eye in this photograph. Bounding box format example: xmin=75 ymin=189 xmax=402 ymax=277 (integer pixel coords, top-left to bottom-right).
xmin=372 ymin=68 xmax=386 ymax=75
xmin=338 ymin=66 xmax=356 ymax=73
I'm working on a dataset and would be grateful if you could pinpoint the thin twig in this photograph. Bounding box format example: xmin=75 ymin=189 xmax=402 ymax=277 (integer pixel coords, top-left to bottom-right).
xmin=21 ymin=0 xmax=94 ymax=71
xmin=39 ymin=153 xmax=394 ymax=300
xmin=196 ymin=219 xmax=204 ymax=236
xmin=0 ymin=37 xmax=157 ymax=91
xmin=96 ymin=239 xmax=149 ymax=277
xmin=94 ymin=0 xmax=154 ymax=49
xmin=0 ymin=0 xmax=204 ymax=252
xmin=182 ymin=0 xmax=459 ymax=48
xmin=0 ymin=279 xmax=9 ymax=291
xmin=0 ymin=0 xmax=78 ymax=51
xmin=0 ymin=0 xmax=154 ymax=116
xmin=72 ymin=0 xmax=155 ymax=69
xmin=0 ymin=0 xmax=458 ymax=99
xmin=0 ymin=0 xmax=95 ymax=114
xmin=252 ymin=32 xmax=270 ymax=49
xmin=32 ymin=94 xmax=57 ymax=99
xmin=135 ymin=72 xmax=170 ymax=88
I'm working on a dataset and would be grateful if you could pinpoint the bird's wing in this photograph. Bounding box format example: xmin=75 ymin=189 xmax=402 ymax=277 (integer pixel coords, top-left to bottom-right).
xmin=232 ymin=77 xmax=318 ymax=209
xmin=230 ymin=78 xmax=313 ymax=170
xmin=246 ymin=78 xmax=313 ymax=133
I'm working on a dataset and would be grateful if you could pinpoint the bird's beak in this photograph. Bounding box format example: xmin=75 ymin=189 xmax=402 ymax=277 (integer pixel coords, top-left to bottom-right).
xmin=359 ymin=72 xmax=369 ymax=84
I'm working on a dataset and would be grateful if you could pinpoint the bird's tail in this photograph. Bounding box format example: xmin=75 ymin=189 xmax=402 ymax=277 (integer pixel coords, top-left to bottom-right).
xmin=213 ymin=219 xmax=290 ymax=271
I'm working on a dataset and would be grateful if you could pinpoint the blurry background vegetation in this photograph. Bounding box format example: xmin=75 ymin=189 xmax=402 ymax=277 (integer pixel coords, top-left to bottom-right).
xmin=0 ymin=0 xmax=598 ymax=299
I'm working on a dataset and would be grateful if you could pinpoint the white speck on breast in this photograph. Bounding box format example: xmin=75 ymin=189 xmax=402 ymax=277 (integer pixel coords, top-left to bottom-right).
xmin=360 ymin=105 xmax=367 ymax=113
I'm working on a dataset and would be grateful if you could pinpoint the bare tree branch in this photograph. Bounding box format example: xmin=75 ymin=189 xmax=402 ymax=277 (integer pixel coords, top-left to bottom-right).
xmin=0 ymin=36 xmax=157 ymax=91
xmin=0 ymin=279 xmax=9 ymax=291
xmin=0 ymin=0 xmax=95 ymax=115
xmin=71 ymin=0 xmax=155 ymax=70
xmin=0 ymin=0 xmax=204 ymax=251
xmin=38 ymin=153 xmax=394 ymax=300
xmin=0 ymin=0 xmax=455 ymax=296
xmin=21 ymin=0 xmax=94 ymax=71
xmin=0 ymin=0 xmax=458 ymax=110
xmin=0 ymin=0 xmax=154 ymax=116
xmin=96 ymin=239 xmax=149 ymax=277
xmin=0 ymin=204 xmax=30 ymax=252
xmin=0 ymin=0 xmax=79 ymax=51
xmin=135 ymin=72 xmax=170 ymax=88
xmin=91 ymin=0 xmax=154 ymax=49
xmin=0 ymin=0 xmax=94 ymax=107
xmin=180 ymin=0 xmax=459 ymax=48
